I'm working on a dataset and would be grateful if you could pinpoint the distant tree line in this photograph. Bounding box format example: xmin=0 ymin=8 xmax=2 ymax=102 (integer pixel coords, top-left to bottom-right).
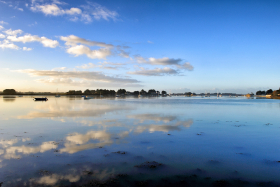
xmin=66 ymin=89 xmax=168 ymax=96
xmin=256 ymin=88 xmax=280 ymax=99
xmin=256 ymin=89 xmax=273 ymax=95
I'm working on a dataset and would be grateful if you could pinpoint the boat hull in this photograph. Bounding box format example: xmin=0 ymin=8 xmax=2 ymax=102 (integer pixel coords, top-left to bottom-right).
xmin=33 ymin=98 xmax=48 ymax=101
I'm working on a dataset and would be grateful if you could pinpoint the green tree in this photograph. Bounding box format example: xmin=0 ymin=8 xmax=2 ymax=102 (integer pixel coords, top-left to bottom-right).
xmin=84 ymin=89 xmax=91 ymax=95
xmin=3 ymin=89 xmax=16 ymax=95
xmin=140 ymin=89 xmax=147 ymax=95
xmin=266 ymin=89 xmax=273 ymax=95
xmin=117 ymin=89 xmax=126 ymax=95
xmin=133 ymin=91 xmax=139 ymax=95
xmin=148 ymin=89 xmax=156 ymax=95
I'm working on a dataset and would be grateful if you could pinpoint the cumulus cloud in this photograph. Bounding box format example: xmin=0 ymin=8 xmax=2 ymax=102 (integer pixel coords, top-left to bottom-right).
xmin=0 ymin=26 xmax=4 ymax=30
xmin=0 ymin=39 xmax=19 ymax=50
xmin=60 ymin=35 xmax=130 ymax=59
xmin=23 ymin=47 xmax=32 ymax=51
xmin=66 ymin=45 xmax=111 ymax=59
xmin=3 ymin=29 xmax=23 ymax=36
xmin=127 ymin=67 xmax=179 ymax=76
xmin=30 ymin=0 xmax=118 ymax=23
xmin=31 ymin=3 xmax=81 ymax=16
xmin=7 ymin=34 xmax=59 ymax=48
xmin=60 ymin=35 xmax=116 ymax=59
xmin=0 ymin=34 xmax=5 ymax=38
xmin=17 ymin=69 xmax=141 ymax=87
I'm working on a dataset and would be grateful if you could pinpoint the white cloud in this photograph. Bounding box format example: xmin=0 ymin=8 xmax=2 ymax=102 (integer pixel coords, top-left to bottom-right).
xmin=23 ymin=47 xmax=32 ymax=51
xmin=30 ymin=1 xmax=118 ymax=23
xmin=7 ymin=34 xmax=59 ymax=48
xmin=31 ymin=4 xmax=81 ymax=16
xmin=148 ymin=41 xmax=153 ymax=44
xmin=0 ymin=40 xmax=19 ymax=50
xmin=66 ymin=45 xmax=111 ymax=59
xmin=86 ymin=2 xmax=118 ymax=21
xmin=0 ymin=26 xmax=4 ymax=30
xmin=18 ymin=69 xmax=141 ymax=86
xmin=17 ymin=8 xmax=23 ymax=11
xmin=127 ymin=67 xmax=179 ymax=76
xmin=3 ymin=29 xmax=23 ymax=36
xmin=60 ymin=35 xmax=114 ymax=59
xmin=76 ymin=62 xmax=96 ymax=69
xmin=0 ymin=21 xmax=8 ymax=24
xmin=60 ymin=35 xmax=113 ymax=48
xmin=60 ymin=35 xmax=130 ymax=59
xmin=0 ymin=34 xmax=5 ymax=38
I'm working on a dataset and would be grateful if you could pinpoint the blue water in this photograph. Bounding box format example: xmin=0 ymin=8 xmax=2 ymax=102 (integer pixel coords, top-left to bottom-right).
xmin=0 ymin=96 xmax=280 ymax=186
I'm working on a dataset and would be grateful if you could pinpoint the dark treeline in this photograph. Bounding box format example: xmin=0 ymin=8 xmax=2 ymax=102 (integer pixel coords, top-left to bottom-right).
xmin=256 ymin=88 xmax=280 ymax=98
xmin=66 ymin=89 xmax=168 ymax=96
xmin=256 ymin=89 xmax=273 ymax=95
xmin=1 ymin=88 xmax=168 ymax=96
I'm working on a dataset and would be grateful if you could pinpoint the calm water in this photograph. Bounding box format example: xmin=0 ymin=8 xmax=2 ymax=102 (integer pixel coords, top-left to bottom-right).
xmin=0 ymin=96 xmax=280 ymax=186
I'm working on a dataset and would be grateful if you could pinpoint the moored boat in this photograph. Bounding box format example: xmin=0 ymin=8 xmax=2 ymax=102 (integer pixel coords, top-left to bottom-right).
xmin=33 ymin=97 xmax=48 ymax=101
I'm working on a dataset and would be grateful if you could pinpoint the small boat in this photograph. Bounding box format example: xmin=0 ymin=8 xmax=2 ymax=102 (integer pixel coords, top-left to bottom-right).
xmin=84 ymin=96 xmax=93 ymax=100
xmin=33 ymin=97 xmax=48 ymax=101
xmin=55 ymin=89 xmax=60 ymax=97
xmin=116 ymin=95 xmax=120 ymax=97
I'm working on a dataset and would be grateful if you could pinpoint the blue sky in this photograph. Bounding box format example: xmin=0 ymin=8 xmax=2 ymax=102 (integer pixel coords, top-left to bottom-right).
xmin=0 ymin=0 xmax=280 ymax=94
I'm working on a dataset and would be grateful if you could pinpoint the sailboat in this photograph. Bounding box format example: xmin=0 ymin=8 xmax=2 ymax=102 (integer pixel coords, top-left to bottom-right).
xmin=55 ymin=89 xmax=60 ymax=97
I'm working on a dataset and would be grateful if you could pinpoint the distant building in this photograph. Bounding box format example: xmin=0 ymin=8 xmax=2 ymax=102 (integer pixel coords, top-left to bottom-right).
xmin=3 ymin=89 xmax=16 ymax=95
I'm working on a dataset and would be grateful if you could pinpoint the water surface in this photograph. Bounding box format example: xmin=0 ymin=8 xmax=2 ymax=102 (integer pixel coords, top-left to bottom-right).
xmin=0 ymin=96 xmax=280 ymax=186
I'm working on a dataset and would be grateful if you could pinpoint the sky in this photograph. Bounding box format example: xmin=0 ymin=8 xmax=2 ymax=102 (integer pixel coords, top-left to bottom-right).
xmin=0 ymin=0 xmax=280 ymax=94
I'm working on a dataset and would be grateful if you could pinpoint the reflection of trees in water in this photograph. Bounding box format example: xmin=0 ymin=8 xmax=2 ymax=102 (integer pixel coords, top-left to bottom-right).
xmin=3 ymin=97 xmax=16 ymax=102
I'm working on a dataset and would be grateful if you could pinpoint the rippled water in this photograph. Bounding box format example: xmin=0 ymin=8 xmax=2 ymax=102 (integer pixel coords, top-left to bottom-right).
xmin=0 ymin=96 xmax=280 ymax=186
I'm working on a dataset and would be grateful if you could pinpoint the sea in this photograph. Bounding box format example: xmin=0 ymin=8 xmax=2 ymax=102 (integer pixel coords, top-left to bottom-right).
xmin=0 ymin=96 xmax=280 ymax=187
